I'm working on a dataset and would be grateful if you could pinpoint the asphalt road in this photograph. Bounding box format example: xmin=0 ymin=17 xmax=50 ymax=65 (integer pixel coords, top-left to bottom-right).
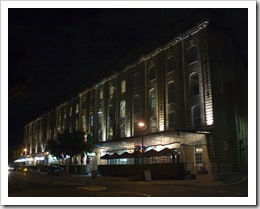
xmin=8 ymin=171 xmax=248 ymax=198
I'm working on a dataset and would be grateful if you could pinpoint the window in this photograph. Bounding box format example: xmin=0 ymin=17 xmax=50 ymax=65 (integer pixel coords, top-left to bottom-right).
xmin=69 ymin=107 xmax=72 ymax=116
xmin=121 ymin=80 xmax=126 ymax=93
xmin=168 ymin=82 xmax=175 ymax=103
xmin=99 ymin=88 xmax=103 ymax=100
xmin=109 ymin=85 xmax=114 ymax=96
xmin=120 ymin=100 xmax=126 ymax=118
xmin=169 ymin=112 xmax=175 ymax=129
xmin=195 ymin=153 xmax=203 ymax=164
xmin=76 ymin=104 xmax=79 ymax=113
xmin=133 ymin=73 xmax=140 ymax=88
xmin=195 ymin=145 xmax=203 ymax=164
xmin=148 ymin=66 xmax=156 ymax=81
xmin=120 ymin=124 xmax=125 ymax=138
xmin=82 ymin=116 xmax=86 ymax=130
xmin=90 ymin=114 xmax=94 ymax=127
xmin=192 ymin=106 xmax=201 ymax=129
xmin=190 ymin=73 xmax=199 ymax=96
xmin=149 ymin=89 xmax=156 ymax=109
xmin=188 ymin=45 xmax=198 ymax=63
xmin=133 ymin=95 xmax=141 ymax=114
xmin=108 ymin=106 xmax=114 ymax=139
xmin=166 ymin=57 xmax=176 ymax=73
xmin=82 ymin=96 xmax=86 ymax=108
xmin=150 ymin=116 xmax=157 ymax=132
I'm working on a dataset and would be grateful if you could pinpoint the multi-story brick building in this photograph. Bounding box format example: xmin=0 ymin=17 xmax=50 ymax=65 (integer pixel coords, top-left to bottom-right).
xmin=21 ymin=9 xmax=247 ymax=176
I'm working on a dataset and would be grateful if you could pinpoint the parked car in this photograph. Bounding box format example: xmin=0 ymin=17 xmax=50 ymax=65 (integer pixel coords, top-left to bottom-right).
xmin=29 ymin=166 xmax=40 ymax=175
xmin=47 ymin=166 xmax=64 ymax=176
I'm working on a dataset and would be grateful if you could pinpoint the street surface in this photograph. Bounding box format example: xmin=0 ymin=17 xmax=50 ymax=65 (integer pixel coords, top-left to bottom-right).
xmin=8 ymin=171 xmax=248 ymax=197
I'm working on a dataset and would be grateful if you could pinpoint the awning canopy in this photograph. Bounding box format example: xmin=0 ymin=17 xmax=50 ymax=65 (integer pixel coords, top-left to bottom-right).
xmin=119 ymin=152 xmax=131 ymax=158
xmin=144 ymin=149 xmax=160 ymax=157
xmin=100 ymin=154 xmax=111 ymax=159
xmin=158 ymin=148 xmax=173 ymax=155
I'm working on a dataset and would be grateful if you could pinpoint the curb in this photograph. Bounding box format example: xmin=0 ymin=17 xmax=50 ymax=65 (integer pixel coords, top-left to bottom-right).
xmin=77 ymin=186 xmax=107 ymax=191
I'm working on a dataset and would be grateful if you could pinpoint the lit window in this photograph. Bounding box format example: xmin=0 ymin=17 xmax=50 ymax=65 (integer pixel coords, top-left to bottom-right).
xmin=120 ymin=124 xmax=125 ymax=138
xmin=82 ymin=116 xmax=86 ymax=130
xmin=190 ymin=73 xmax=199 ymax=96
xmin=166 ymin=57 xmax=176 ymax=73
xmin=120 ymin=100 xmax=126 ymax=118
xmin=133 ymin=95 xmax=141 ymax=114
xmin=109 ymin=127 xmax=113 ymax=137
xmin=76 ymin=104 xmax=79 ymax=113
xmin=90 ymin=114 xmax=94 ymax=127
xmin=194 ymin=144 xmax=203 ymax=165
xmin=149 ymin=89 xmax=156 ymax=109
xmin=121 ymin=80 xmax=126 ymax=93
xmin=188 ymin=44 xmax=198 ymax=64
xmin=168 ymin=82 xmax=175 ymax=103
xmin=148 ymin=66 xmax=156 ymax=81
xmin=99 ymin=88 xmax=103 ymax=100
xmin=109 ymin=85 xmax=114 ymax=95
xmin=192 ymin=106 xmax=201 ymax=129
xmin=169 ymin=112 xmax=175 ymax=129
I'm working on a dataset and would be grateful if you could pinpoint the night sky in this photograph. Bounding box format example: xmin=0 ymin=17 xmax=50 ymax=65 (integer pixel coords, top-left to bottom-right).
xmin=8 ymin=8 xmax=248 ymax=157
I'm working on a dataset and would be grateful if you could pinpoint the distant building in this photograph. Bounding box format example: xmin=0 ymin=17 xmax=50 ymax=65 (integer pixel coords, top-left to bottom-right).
xmin=21 ymin=9 xmax=247 ymax=176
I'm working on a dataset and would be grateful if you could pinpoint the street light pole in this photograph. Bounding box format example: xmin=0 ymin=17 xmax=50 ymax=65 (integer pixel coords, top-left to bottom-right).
xmin=138 ymin=122 xmax=146 ymax=172
xmin=141 ymin=135 xmax=144 ymax=170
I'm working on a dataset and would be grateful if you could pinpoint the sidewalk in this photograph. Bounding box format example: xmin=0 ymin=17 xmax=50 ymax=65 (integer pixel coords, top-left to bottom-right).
xmin=52 ymin=172 xmax=247 ymax=191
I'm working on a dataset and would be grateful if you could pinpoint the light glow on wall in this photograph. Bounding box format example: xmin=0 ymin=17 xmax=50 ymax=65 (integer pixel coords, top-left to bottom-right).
xmin=159 ymin=121 xmax=164 ymax=131
xmin=205 ymin=102 xmax=214 ymax=125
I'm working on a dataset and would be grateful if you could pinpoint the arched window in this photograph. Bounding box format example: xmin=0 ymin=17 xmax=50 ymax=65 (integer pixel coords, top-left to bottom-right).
xmin=148 ymin=66 xmax=156 ymax=81
xmin=149 ymin=89 xmax=156 ymax=109
xmin=192 ymin=106 xmax=201 ymax=129
xmin=133 ymin=95 xmax=141 ymax=114
xmin=190 ymin=72 xmax=199 ymax=96
xmin=120 ymin=100 xmax=126 ymax=118
xmin=166 ymin=56 xmax=176 ymax=73
xmin=188 ymin=45 xmax=198 ymax=63
xmin=168 ymin=81 xmax=175 ymax=104
xmin=169 ymin=112 xmax=175 ymax=129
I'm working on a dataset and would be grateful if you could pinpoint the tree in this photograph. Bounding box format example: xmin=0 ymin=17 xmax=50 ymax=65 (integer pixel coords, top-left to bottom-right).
xmin=47 ymin=129 xmax=95 ymax=166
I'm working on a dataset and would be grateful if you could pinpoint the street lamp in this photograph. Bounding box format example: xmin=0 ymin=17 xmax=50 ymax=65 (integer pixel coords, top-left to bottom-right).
xmin=138 ymin=122 xmax=146 ymax=170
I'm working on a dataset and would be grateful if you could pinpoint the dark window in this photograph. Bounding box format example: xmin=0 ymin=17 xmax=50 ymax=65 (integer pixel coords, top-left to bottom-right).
xmin=192 ymin=106 xmax=201 ymax=129
xmin=188 ymin=45 xmax=198 ymax=63
xmin=133 ymin=95 xmax=141 ymax=114
xmin=166 ymin=57 xmax=176 ymax=73
xmin=168 ymin=82 xmax=175 ymax=103
xmin=133 ymin=73 xmax=140 ymax=88
xmin=190 ymin=73 xmax=199 ymax=96
xmin=148 ymin=66 xmax=156 ymax=81
xmin=169 ymin=112 xmax=175 ymax=129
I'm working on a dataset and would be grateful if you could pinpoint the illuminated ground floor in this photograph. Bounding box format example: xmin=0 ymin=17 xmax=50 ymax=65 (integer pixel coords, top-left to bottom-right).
xmin=16 ymin=130 xmax=236 ymax=176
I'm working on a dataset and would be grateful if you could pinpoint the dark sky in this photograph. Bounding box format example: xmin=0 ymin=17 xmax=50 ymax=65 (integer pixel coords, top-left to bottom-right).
xmin=8 ymin=8 xmax=248 ymax=152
